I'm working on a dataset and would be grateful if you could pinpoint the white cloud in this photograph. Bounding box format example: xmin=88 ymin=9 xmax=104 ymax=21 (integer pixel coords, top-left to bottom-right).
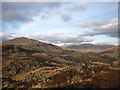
xmin=30 ymin=33 xmax=92 ymax=44
xmin=0 ymin=32 xmax=4 ymax=37
xmin=90 ymin=40 xmax=118 ymax=45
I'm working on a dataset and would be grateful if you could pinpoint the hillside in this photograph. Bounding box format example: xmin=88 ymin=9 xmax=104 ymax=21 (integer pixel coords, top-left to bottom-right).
xmin=2 ymin=37 xmax=63 ymax=53
xmin=2 ymin=37 xmax=120 ymax=89
xmin=99 ymin=46 xmax=119 ymax=57
xmin=99 ymin=46 xmax=120 ymax=66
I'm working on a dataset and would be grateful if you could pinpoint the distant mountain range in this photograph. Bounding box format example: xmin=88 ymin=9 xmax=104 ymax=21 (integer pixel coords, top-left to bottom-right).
xmin=61 ymin=43 xmax=116 ymax=53
xmin=2 ymin=37 xmax=120 ymax=89
xmin=63 ymin=43 xmax=115 ymax=49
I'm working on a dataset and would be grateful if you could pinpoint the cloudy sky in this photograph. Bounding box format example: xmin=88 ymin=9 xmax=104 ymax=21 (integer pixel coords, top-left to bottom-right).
xmin=1 ymin=2 xmax=118 ymax=45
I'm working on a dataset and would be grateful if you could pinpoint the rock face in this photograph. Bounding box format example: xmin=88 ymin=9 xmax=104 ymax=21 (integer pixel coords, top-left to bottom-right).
xmin=2 ymin=37 xmax=120 ymax=89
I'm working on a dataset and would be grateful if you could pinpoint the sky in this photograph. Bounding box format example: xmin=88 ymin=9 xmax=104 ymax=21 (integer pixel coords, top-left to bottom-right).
xmin=1 ymin=1 xmax=119 ymax=46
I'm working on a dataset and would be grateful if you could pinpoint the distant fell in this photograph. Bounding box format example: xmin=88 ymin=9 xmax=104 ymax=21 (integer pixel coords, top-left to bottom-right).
xmin=61 ymin=43 xmax=116 ymax=53
xmin=66 ymin=44 xmax=115 ymax=49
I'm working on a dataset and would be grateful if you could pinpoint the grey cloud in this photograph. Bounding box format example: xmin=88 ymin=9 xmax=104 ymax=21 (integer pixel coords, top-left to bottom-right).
xmin=75 ymin=18 xmax=117 ymax=28
xmin=30 ymin=33 xmax=92 ymax=44
xmin=67 ymin=3 xmax=87 ymax=12
xmin=74 ymin=18 xmax=118 ymax=38
xmin=2 ymin=36 xmax=10 ymax=42
xmin=2 ymin=2 xmax=62 ymax=23
xmin=2 ymin=2 xmax=62 ymax=11
xmin=0 ymin=33 xmax=17 ymax=42
xmin=61 ymin=14 xmax=72 ymax=22
xmin=2 ymin=11 xmax=33 ymax=23
xmin=77 ymin=23 xmax=118 ymax=38
xmin=2 ymin=2 xmax=87 ymax=23
xmin=94 ymin=24 xmax=118 ymax=38
xmin=60 ymin=3 xmax=87 ymax=22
